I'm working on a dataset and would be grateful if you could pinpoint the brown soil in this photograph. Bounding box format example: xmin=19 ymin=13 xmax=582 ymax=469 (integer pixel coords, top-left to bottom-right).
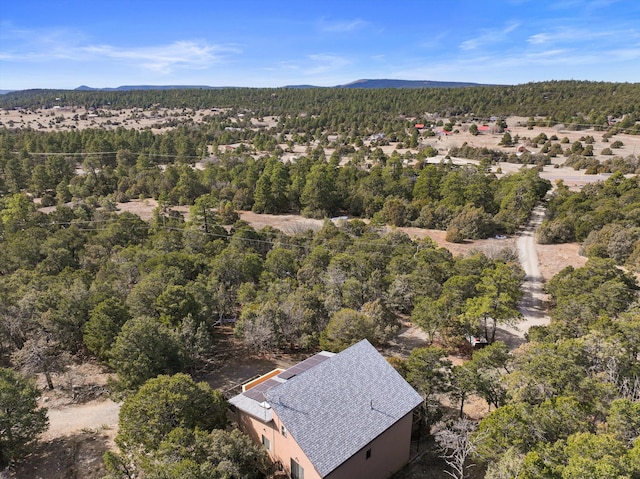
xmin=537 ymin=241 xmax=586 ymax=280
xmin=237 ymin=211 xmax=325 ymax=234
xmin=2 ymin=430 xmax=114 ymax=479
xmin=0 ymin=107 xmax=224 ymax=134
xmin=2 ymin=362 xmax=117 ymax=479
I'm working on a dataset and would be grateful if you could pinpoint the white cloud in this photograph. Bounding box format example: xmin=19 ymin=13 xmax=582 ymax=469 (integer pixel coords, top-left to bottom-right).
xmin=81 ymin=41 xmax=236 ymax=73
xmin=274 ymin=61 xmax=300 ymax=71
xmin=528 ymin=27 xmax=611 ymax=45
xmin=317 ymin=18 xmax=368 ymax=33
xmin=0 ymin=24 xmax=238 ymax=73
xmin=528 ymin=33 xmax=552 ymax=45
xmin=0 ymin=23 xmax=90 ymax=61
xmin=459 ymin=21 xmax=520 ymax=51
xmin=392 ymin=40 xmax=640 ymax=84
xmin=607 ymin=46 xmax=640 ymax=61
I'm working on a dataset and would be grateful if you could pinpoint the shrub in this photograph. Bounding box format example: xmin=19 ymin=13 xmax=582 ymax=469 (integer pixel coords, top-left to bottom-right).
xmin=445 ymin=226 xmax=464 ymax=243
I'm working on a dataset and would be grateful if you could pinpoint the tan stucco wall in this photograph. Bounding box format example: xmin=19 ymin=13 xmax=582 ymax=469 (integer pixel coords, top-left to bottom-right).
xmin=235 ymin=408 xmax=414 ymax=479
xmin=235 ymin=410 xmax=270 ymax=449
xmin=270 ymin=413 xmax=322 ymax=479
xmin=325 ymin=411 xmax=414 ymax=479
xmin=235 ymin=410 xmax=322 ymax=479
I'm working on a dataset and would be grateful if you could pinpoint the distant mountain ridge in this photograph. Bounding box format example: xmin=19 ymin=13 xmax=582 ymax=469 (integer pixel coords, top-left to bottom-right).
xmin=336 ymin=79 xmax=488 ymax=88
xmin=74 ymin=79 xmax=491 ymax=91
xmin=75 ymin=85 xmax=226 ymax=91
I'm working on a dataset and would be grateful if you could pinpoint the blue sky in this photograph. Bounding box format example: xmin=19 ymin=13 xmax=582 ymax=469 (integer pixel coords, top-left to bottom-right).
xmin=1 ymin=0 xmax=639 ymax=90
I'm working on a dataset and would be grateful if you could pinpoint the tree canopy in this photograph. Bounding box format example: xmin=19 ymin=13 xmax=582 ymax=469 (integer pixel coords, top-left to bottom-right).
xmin=116 ymin=373 xmax=227 ymax=452
xmin=105 ymin=374 xmax=269 ymax=479
xmin=0 ymin=368 xmax=48 ymax=467
xmin=474 ymin=260 xmax=640 ymax=478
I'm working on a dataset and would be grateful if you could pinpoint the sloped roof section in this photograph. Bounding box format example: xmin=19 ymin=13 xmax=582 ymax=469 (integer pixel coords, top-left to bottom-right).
xmin=264 ymin=339 xmax=422 ymax=477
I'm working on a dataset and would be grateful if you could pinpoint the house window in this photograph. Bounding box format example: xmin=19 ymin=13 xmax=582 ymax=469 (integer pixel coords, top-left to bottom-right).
xmin=366 ymin=448 xmax=372 ymax=460
xmin=261 ymin=435 xmax=271 ymax=451
xmin=281 ymin=425 xmax=287 ymax=437
xmin=291 ymin=458 xmax=304 ymax=479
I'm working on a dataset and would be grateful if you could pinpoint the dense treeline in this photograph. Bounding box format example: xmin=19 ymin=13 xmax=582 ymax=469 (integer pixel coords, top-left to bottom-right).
xmin=2 ymin=81 xmax=640 ymax=129
xmin=470 ymin=259 xmax=640 ymax=477
xmin=536 ymin=172 xmax=640 ymax=272
xmin=382 ymin=257 xmax=640 ymax=477
xmin=0 ymin=119 xmax=550 ymax=239
xmin=0 ymin=198 xmax=525 ymax=394
xmin=0 ymin=180 xmax=530 ymax=468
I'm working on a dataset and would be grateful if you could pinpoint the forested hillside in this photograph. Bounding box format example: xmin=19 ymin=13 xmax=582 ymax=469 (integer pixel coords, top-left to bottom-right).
xmin=2 ymin=81 xmax=640 ymax=477
xmin=2 ymin=81 xmax=640 ymax=128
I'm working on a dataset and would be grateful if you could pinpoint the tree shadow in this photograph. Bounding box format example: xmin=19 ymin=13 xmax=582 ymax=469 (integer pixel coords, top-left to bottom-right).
xmin=493 ymin=327 xmax=526 ymax=349
xmin=5 ymin=429 xmax=113 ymax=479
xmin=384 ymin=324 xmax=429 ymax=358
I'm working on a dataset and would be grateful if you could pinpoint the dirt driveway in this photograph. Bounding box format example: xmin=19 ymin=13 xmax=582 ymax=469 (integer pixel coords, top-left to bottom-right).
xmin=493 ymin=204 xmax=549 ymax=347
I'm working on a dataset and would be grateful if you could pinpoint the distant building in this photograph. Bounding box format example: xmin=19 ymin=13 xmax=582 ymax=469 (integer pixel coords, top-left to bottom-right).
xmin=229 ymin=340 xmax=422 ymax=479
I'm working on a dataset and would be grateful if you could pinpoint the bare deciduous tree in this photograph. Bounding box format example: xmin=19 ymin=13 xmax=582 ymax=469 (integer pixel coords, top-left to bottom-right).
xmin=434 ymin=418 xmax=483 ymax=479
xmin=11 ymin=337 xmax=71 ymax=390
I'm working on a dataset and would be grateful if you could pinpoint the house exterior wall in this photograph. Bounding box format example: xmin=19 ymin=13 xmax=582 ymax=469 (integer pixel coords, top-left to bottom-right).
xmin=234 ymin=408 xmax=414 ymax=479
xmin=234 ymin=409 xmax=271 ymax=450
xmin=269 ymin=412 xmax=322 ymax=479
xmin=324 ymin=411 xmax=414 ymax=479
xmin=235 ymin=409 xmax=322 ymax=479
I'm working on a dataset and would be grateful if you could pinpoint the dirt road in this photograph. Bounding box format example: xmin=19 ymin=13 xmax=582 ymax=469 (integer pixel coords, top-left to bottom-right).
xmin=42 ymin=399 xmax=121 ymax=440
xmin=495 ymin=204 xmax=551 ymax=347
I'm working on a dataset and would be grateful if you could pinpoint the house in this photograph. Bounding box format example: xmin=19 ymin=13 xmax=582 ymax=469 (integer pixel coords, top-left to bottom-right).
xmin=229 ymin=340 xmax=422 ymax=479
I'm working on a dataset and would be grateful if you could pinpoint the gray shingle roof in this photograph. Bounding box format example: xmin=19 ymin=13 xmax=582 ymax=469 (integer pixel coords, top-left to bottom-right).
xmin=264 ymin=339 xmax=422 ymax=477
xmin=229 ymin=392 xmax=274 ymax=422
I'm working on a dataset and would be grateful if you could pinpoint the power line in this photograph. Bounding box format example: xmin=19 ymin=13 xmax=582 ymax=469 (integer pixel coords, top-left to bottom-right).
xmin=22 ymin=210 xmax=429 ymax=253
xmin=22 ymin=151 xmax=206 ymax=160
